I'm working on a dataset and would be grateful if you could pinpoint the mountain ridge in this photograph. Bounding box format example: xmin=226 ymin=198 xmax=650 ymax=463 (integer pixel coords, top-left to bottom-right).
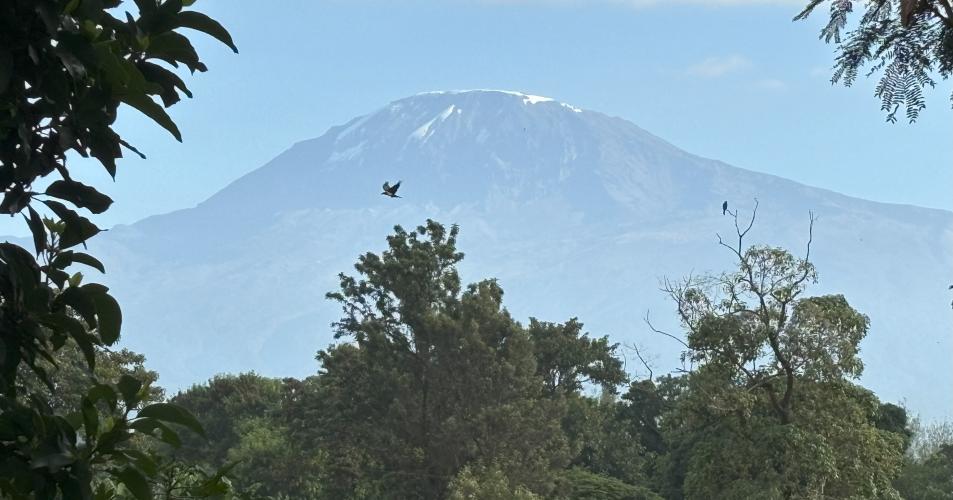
xmin=11 ymin=89 xmax=949 ymax=419
xmin=111 ymin=90 xmax=951 ymax=233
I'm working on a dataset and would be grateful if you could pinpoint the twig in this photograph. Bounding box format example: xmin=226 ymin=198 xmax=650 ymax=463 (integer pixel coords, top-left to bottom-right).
xmin=805 ymin=210 xmax=816 ymax=263
xmin=644 ymin=310 xmax=690 ymax=350
xmin=625 ymin=342 xmax=654 ymax=380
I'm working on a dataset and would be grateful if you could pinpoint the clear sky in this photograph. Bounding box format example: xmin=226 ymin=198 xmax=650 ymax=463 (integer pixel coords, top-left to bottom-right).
xmin=4 ymin=0 xmax=950 ymax=235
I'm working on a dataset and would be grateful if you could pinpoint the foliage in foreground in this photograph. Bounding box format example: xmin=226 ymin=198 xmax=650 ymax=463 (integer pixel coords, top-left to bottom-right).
xmin=796 ymin=0 xmax=953 ymax=122
xmin=0 ymin=0 xmax=236 ymax=497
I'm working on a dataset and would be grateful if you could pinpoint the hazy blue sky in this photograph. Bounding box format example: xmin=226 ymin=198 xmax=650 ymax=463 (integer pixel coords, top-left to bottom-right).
xmin=4 ymin=0 xmax=950 ymax=235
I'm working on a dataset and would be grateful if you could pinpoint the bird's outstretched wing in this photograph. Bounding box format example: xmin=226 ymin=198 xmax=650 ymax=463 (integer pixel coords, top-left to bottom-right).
xmin=383 ymin=181 xmax=391 ymax=192
xmin=392 ymin=181 xmax=401 ymax=193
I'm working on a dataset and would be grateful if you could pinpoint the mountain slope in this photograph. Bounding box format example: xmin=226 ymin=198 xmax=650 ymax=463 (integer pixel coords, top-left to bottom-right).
xmin=79 ymin=90 xmax=951 ymax=419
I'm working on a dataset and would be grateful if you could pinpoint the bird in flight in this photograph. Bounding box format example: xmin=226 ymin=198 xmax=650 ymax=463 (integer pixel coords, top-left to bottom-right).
xmin=722 ymin=200 xmax=728 ymax=215
xmin=381 ymin=180 xmax=402 ymax=198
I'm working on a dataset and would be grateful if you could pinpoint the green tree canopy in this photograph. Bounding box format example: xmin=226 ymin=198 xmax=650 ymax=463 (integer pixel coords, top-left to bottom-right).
xmin=654 ymin=207 xmax=907 ymax=499
xmin=313 ymin=220 xmax=569 ymax=499
xmin=895 ymin=443 xmax=953 ymax=499
xmin=528 ymin=318 xmax=626 ymax=397
xmin=171 ymin=373 xmax=322 ymax=498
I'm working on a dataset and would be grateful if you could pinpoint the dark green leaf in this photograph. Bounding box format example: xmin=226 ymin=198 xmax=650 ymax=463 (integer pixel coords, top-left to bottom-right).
xmin=117 ymin=375 xmax=143 ymax=407
xmin=137 ymin=60 xmax=191 ymax=107
xmin=80 ymin=283 xmax=109 ymax=295
xmin=122 ymin=449 xmax=158 ymax=477
xmin=193 ymin=461 xmax=239 ymax=496
xmin=72 ymin=329 xmax=98 ymax=371
xmin=117 ymin=466 xmax=152 ymax=500
xmin=53 ymin=251 xmax=106 ymax=273
xmin=45 ymin=180 xmax=114 ymax=214
xmin=91 ymin=291 xmax=122 ymax=345
xmin=97 ymin=420 xmax=133 ymax=452
xmin=46 ymin=268 xmax=70 ymax=289
xmin=87 ymin=384 xmax=118 ymax=413
xmin=0 ymin=243 xmax=42 ymax=295
xmin=134 ymin=0 xmax=159 ymax=15
xmin=55 ymin=47 xmax=87 ymax=80
xmin=128 ymin=418 xmax=182 ymax=447
xmin=81 ymin=397 xmax=99 ymax=438
xmin=136 ymin=403 xmax=204 ymax=437
xmin=120 ymin=92 xmax=182 ymax=141
xmin=118 ymin=138 xmax=147 ymax=160
xmin=37 ymin=313 xmax=96 ymax=370
xmin=55 ymin=287 xmax=98 ymax=328
xmin=146 ymin=31 xmax=206 ymax=73
xmin=0 ymin=184 xmax=32 ymax=215
xmin=176 ymin=11 xmax=238 ymax=53
xmin=24 ymin=207 xmax=46 ymax=255
xmin=73 ymin=253 xmax=106 ymax=273
xmin=42 ymin=200 xmax=102 ymax=249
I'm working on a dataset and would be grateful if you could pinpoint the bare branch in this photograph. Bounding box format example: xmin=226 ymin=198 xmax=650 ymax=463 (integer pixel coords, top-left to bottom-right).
xmin=736 ymin=198 xmax=759 ymax=249
xmin=644 ymin=310 xmax=690 ymax=350
xmin=788 ymin=210 xmax=819 ymax=294
xmin=716 ymin=232 xmax=743 ymax=260
xmin=717 ymin=198 xmax=758 ymax=260
xmin=805 ymin=210 xmax=816 ymax=263
xmin=624 ymin=342 xmax=654 ymax=381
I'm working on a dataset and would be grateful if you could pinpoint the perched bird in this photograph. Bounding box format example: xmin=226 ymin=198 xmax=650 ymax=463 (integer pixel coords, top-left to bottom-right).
xmin=722 ymin=200 xmax=728 ymax=215
xmin=381 ymin=180 xmax=402 ymax=198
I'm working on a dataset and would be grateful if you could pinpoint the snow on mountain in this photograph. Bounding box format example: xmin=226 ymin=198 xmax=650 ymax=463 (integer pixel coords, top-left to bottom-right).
xmin=70 ymin=90 xmax=951 ymax=419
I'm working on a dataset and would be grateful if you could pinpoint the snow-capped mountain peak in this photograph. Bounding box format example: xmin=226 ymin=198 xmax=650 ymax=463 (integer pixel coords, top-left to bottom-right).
xmin=86 ymin=91 xmax=951 ymax=420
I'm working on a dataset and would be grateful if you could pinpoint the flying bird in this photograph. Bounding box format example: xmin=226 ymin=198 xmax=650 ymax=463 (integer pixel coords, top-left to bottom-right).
xmin=722 ymin=200 xmax=728 ymax=215
xmin=381 ymin=180 xmax=402 ymax=198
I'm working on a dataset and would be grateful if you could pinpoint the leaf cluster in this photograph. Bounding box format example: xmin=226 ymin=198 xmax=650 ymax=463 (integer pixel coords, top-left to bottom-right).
xmin=0 ymin=0 xmax=236 ymax=497
xmin=796 ymin=0 xmax=953 ymax=122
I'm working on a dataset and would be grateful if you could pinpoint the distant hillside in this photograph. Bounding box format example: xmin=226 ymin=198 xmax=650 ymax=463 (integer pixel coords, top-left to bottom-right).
xmin=61 ymin=90 xmax=951 ymax=419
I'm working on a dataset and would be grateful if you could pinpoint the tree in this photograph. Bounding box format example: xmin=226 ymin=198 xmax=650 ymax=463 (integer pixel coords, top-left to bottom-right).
xmin=0 ymin=0 xmax=235 ymax=496
xmin=171 ymin=373 xmax=323 ymax=498
xmin=615 ymin=375 xmax=685 ymax=492
xmin=528 ymin=318 xmax=627 ymax=397
xmin=895 ymin=444 xmax=953 ymax=499
xmin=447 ymin=465 xmax=541 ymax=500
xmin=894 ymin=418 xmax=953 ymax=499
xmin=313 ymin=221 xmax=570 ymax=499
xmin=908 ymin=418 xmax=953 ymax=462
xmin=653 ymin=204 xmax=906 ymax=499
xmin=171 ymin=373 xmax=284 ymax=468
xmin=560 ymin=395 xmax=651 ymax=490
xmin=795 ymin=0 xmax=953 ymax=122
xmin=554 ymin=468 xmax=662 ymax=500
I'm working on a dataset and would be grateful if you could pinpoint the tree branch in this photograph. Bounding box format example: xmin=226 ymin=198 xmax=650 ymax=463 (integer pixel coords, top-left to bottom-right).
xmin=644 ymin=311 xmax=690 ymax=350
xmin=625 ymin=342 xmax=654 ymax=381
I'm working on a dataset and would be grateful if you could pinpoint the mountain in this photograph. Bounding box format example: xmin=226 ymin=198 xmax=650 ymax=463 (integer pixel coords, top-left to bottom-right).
xmin=73 ymin=90 xmax=951 ymax=419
